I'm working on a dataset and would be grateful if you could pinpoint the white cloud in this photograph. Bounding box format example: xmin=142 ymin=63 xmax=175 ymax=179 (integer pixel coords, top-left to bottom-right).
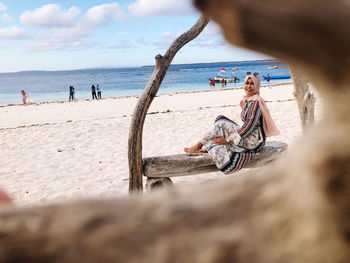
xmin=0 ymin=44 xmax=5 ymax=48
xmin=18 ymin=3 xmax=129 ymax=52
xmin=108 ymin=40 xmax=135 ymax=49
xmin=154 ymin=30 xmax=184 ymax=48
xmin=25 ymin=40 xmax=100 ymax=51
xmin=201 ymin=22 xmax=222 ymax=37
xmin=64 ymin=27 xmax=90 ymax=40
xmin=0 ymin=26 xmax=26 ymax=39
xmin=83 ymin=3 xmax=127 ymax=28
xmin=24 ymin=25 xmax=99 ymax=51
xmin=20 ymin=4 xmax=80 ymax=28
xmin=129 ymin=0 xmax=196 ymax=17
xmin=152 ymin=22 xmax=225 ymax=49
xmin=49 ymin=27 xmax=91 ymax=42
xmin=189 ymin=22 xmax=226 ymax=48
xmin=136 ymin=37 xmax=146 ymax=44
xmin=1 ymin=13 xmax=14 ymax=23
xmin=0 ymin=3 xmax=7 ymax=12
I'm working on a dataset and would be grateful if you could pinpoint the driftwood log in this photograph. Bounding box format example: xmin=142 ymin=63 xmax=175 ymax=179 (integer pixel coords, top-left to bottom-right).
xmin=144 ymin=141 xmax=287 ymax=191
xmin=143 ymin=141 xmax=287 ymax=177
xmin=0 ymin=0 xmax=350 ymax=262
xmin=290 ymin=68 xmax=316 ymax=133
xmin=128 ymin=15 xmax=210 ymax=193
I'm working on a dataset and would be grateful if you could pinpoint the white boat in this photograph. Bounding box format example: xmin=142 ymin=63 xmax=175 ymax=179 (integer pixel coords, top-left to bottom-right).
xmin=213 ymin=76 xmax=240 ymax=83
xmin=212 ymin=67 xmax=240 ymax=83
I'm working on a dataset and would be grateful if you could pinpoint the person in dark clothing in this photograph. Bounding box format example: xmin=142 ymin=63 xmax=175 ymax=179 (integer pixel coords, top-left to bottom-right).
xmin=69 ymin=86 xmax=75 ymax=101
xmin=91 ymin=84 xmax=97 ymax=99
xmin=267 ymin=74 xmax=270 ymax=82
xmin=21 ymin=90 xmax=27 ymax=104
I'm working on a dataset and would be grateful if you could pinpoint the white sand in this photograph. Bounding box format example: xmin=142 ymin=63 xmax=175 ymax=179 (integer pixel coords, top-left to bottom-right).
xmin=0 ymin=83 xmax=322 ymax=206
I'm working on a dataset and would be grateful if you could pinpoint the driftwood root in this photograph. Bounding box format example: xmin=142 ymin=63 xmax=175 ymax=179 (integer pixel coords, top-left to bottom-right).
xmin=146 ymin=177 xmax=174 ymax=191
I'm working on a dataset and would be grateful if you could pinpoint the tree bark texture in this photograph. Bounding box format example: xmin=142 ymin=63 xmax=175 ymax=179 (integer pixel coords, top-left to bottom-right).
xmin=1 ymin=1 xmax=350 ymax=262
xmin=128 ymin=15 xmax=210 ymax=193
xmin=290 ymin=68 xmax=316 ymax=133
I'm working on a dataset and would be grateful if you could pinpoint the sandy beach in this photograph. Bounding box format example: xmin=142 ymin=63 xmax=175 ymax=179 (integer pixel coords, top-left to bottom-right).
xmin=0 ymin=83 xmax=322 ymax=206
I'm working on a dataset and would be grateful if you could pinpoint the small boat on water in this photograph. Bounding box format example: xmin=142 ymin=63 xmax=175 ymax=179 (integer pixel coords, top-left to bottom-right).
xmin=263 ymin=75 xmax=291 ymax=80
xmin=267 ymin=66 xmax=279 ymax=69
xmin=213 ymin=76 xmax=240 ymax=83
xmin=211 ymin=67 xmax=240 ymax=83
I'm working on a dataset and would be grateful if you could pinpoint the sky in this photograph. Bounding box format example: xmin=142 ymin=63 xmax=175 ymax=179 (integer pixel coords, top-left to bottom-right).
xmin=0 ymin=0 xmax=270 ymax=73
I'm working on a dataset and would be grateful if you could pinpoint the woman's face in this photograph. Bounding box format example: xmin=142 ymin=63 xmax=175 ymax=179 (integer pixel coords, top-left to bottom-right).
xmin=244 ymin=77 xmax=255 ymax=96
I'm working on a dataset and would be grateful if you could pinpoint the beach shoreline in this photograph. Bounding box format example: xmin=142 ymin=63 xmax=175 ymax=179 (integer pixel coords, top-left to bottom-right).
xmin=0 ymin=81 xmax=293 ymax=108
xmin=0 ymin=82 xmax=321 ymax=206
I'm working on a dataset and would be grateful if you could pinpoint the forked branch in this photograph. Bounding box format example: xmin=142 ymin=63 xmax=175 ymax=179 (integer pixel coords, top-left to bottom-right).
xmin=128 ymin=15 xmax=209 ymax=192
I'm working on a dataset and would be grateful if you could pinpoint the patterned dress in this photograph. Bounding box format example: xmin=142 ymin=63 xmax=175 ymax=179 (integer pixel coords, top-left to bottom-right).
xmin=200 ymin=100 xmax=266 ymax=174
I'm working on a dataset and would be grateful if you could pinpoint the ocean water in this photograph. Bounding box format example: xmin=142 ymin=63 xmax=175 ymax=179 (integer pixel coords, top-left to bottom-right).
xmin=0 ymin=60 xmax=291 ymax=105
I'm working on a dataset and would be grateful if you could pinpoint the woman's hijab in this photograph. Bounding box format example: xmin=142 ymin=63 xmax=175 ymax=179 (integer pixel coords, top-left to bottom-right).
xmin=240 ymin=74 xmax=280 ymax=137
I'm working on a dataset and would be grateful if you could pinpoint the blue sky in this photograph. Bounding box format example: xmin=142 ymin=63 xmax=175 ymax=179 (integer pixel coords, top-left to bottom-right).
xmin=0 ymin=0 xmax=270 ymax=73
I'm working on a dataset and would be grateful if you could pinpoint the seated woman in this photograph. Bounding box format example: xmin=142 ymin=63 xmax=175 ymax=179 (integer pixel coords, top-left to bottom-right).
xmin=184 ymin=73 xmax=280 ymax=174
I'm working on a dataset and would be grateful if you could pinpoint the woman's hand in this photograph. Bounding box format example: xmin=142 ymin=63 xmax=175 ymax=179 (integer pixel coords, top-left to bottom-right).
xmin=213 ymin=137 xmax=228 ymax=145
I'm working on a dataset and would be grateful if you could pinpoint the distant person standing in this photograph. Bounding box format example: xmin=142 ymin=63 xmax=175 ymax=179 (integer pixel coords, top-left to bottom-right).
xmin=91 ymin=84 xmax=97 ymax=99
xmin=69 ymin=85 xmax=75 ymax=101
xmin=25 ymin=91 xmax=33 ymax=104
xmin=97 ymin=84 xmax=102 ymax=99
xmin=21 ymin=90 xmax=26 ymax=104
xmin=267 ymin=74 xmax=270 ymax=82
xmin=220 ymin=78 xmax=225 ymax=87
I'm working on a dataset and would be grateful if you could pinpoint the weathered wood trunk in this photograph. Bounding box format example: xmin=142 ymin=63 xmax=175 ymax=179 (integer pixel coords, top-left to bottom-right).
xmin=144 ymin=142 xmax=287 ymax=191
xmin=143 ymin=141 xmax=287 ymax=178
xmin=0 ymin=0 xmax=350 ymax=262
xmin=290 ymin=68 xmax=316 ymax=133
xmin=128 ymin=15 xmax=210 ymax=193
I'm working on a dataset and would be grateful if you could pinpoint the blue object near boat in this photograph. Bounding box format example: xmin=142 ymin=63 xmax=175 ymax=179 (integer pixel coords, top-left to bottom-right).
xmin=263 ymin=75 xmax=291 ymax=79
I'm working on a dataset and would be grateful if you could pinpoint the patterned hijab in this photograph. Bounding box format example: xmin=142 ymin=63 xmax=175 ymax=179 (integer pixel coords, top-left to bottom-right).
xmin=240 ymin=74 xmax=280 ymax=137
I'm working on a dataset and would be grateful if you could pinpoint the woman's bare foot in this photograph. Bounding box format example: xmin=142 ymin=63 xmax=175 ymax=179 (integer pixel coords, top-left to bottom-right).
xmin=184 ymin=142 xmax=203 ymax=153
xmin=199 ymin=147 xmax=207 ymax=153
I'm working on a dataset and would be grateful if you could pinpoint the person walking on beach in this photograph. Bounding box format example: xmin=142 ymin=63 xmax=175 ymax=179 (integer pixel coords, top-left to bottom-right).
xmin=91 ymin=84 xmax=97 ymax=99
xmin=97 ymin=84 xmax=102 ymax=99
xmin=21 ymin=90 xmax=27 ymax=104
xmin=267 ymin=74 xmax=270 ymax=82
xmin=69 ymin=85 xmax=75 ymax=101
xmin=184 ymin=73 xmax=280 ymax=174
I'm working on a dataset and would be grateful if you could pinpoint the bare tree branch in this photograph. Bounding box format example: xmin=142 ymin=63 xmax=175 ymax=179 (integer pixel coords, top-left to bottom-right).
xmin=290 ymin=68 xmax=316 ymax=133
xmin=128 ymin=15 xmax=210 ymax=193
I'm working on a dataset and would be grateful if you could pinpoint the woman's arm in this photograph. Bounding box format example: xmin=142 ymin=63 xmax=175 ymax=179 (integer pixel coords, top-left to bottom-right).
xmin=213 ymin=137 xmax=228 ymax=145
xmin=212 ymin=102 xmax=261 ymax=146
xmin=237 ymin=100 xmax=261 ymax=139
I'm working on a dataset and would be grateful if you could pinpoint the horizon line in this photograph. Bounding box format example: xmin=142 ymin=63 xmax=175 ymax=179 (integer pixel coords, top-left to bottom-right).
xmin=0 ymin=58 xmax=280 ymax=74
